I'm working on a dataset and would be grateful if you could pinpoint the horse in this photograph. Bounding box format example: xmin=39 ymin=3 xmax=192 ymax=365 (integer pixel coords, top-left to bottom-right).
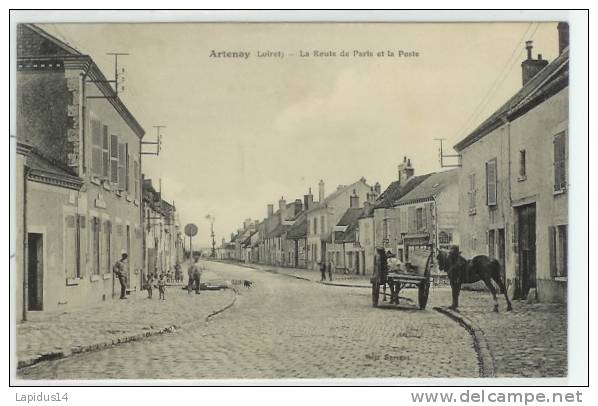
xmin=437 ymin=246 xmax=512 ymax=312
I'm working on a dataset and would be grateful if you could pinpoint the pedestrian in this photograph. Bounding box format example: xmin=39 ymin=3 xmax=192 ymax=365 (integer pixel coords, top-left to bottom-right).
xmin=158 ymin=273 xmax=166 ymax=300
xmin=146 ymin=272 xmax=154 ymax=299
xmin=319 ymin=261 xmax=326 ymax=281
xmin=174 ymin=262 xmax=182 ymax=283
xmin=327 ymin=258 xmax=334 ymax=281
xmin=192 ymin=258 xmax=202 ymax=295
xmin=113 ymin=252 xmax=128 ymax=299
xmin=187 ymin=261 xmax=195 ymax=294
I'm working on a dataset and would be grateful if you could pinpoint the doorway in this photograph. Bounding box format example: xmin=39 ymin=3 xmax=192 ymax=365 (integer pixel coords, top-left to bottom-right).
xmin=27 ymin=233 xmax=43 ymax=311
xmin=516 ymin=204 xmax=536 ymax=297
xmin=497 ymin=228 xmax=506 ymax=290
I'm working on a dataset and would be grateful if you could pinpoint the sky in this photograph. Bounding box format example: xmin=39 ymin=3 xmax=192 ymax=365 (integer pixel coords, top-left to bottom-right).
xmin=41 ymin=21 xmax=560 ymax=247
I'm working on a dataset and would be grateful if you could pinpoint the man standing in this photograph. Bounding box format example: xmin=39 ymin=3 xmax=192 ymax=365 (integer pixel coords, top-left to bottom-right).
xmin=187 ymin=260 xmax=195 ymax=294
xmin=327 ymin=257 xmax=334 ymax=281
xmin=192 ymin=258 xmax=202 ymax=295
xmin=319 ymin=261 xmax=326 ymax=282
xmin=113 ymin=252 xmax=128 ymax=299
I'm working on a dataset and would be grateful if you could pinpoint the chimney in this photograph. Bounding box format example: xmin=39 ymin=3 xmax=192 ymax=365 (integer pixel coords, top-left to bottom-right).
xmin=557 ymin=22 xmax=569 ymax=55
xmin=304 ymin=187 xmax=314 ymax=211
xmin=254 ymin=219 xmax=259 ymax=228
xmin=318 ymin=180 xmax=325 ymax=202
xmin=398 ymin=156 xmax=415 ymax=183
xmin=367 ymin=186 xmax=378 ymax=203
xmin=521 ymin=40 xmax=548 ymax=86
xmin=267 ymin=204 xmax=274 ymax=218
xmin=374 ymin=182 xmax=381 ymax=195
xmin=294 ymin=199 xmax=303 ymax=215
xmin=243 ymin=218 xmax=251 ymax=230
xmin=350 ymin=189 xmax=360 ymax=208
xmin=279 ymin=196 xmax=287 ymax=220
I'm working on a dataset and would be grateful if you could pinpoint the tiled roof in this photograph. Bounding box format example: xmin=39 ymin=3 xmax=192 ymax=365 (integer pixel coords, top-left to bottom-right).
xmin=19 ymin=143 xmax=83 ymax=190
xmin=454 ymin=48 xmax=569 ymax=151
xmin=374 ymin=174 xmax=431 ymax=209
xmin=286 ymin=214 xmax=307 ymax=239
xmin=334 ymin=207 xmax=365 ymax=244
xmin=307 ymin=179 xmax=369 ymax=211
xmin=395 ymin=169 xmax=458 ymax=205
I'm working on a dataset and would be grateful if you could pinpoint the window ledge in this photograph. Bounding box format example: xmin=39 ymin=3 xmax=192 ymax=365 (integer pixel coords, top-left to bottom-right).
xmin=103 ymin=273 xmax=112 ymax=280
xmin=126 ymin=195 xmax=133 ymax=202
xmin=517 ymin=175 xmax=527 ymax=182
xmin=90 ymin=274 xmax=100 ymax=282
xmin=554 ymin=276 xmax=567 ymax=282
xmin=66 ymin=277 xmax=80 ymax=286
xmin=115 ymin=190 xmax=122 ymax=197
xmin=553 ymin=188 xmax=567 ymax=196
xmin=103 ymin=182 xmax=111 ymax=191
xmin=90 ymin=177 xmax=102 ymax=186
xmin=468 ymin=208 xmax=477 ymax=216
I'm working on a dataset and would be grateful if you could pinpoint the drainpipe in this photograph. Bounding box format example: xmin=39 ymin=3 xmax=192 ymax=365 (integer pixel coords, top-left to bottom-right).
xmin=22 ymin=166 xmax=29 ymax=322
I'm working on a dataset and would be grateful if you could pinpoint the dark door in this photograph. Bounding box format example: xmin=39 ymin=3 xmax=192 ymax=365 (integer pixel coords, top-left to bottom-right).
xmin=27 ymin=233 xmax=43 ymax=311
xmin=497 ymin=229 xmax=506 ymax=289
xmin=517 ymin=204 xmax=536 ymax=296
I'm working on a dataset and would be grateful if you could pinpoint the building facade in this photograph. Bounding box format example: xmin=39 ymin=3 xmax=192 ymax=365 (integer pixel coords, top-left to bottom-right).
xmin=16 ymin=24 xmax=145 ymax=315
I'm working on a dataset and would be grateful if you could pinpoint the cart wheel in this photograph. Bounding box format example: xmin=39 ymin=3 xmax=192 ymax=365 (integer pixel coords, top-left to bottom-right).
xmin=372 ymin=281 xmax=380 ymax=307
xmin=418 ymin=281 xmax=430 ymax=310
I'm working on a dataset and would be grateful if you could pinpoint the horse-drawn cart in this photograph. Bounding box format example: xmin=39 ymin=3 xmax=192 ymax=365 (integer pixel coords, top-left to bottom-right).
xmin=370 ymin=243 xmax=434 ymax=309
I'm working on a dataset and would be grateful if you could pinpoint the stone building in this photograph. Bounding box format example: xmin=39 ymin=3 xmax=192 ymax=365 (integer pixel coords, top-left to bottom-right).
xmin=453 ymin=23 xmax=569 ymax=302
xmin=16 ymin=24 xmax=145 ymax=315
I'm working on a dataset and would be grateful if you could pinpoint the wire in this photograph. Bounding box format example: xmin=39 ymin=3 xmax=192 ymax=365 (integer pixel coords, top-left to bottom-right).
xmin=455 ymin=22 xmax=535 ymax=138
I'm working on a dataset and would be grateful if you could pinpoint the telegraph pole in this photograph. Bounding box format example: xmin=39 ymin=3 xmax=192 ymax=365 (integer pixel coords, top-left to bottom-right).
xmin=142 ymin=125 xmax=165 ymax=156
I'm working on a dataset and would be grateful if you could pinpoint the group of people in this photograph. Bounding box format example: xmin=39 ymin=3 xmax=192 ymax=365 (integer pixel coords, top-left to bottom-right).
xmin=112 ymin=252 xmax=204 ymax=301
xmin=319 ymin=259 xmax=334 ymax=282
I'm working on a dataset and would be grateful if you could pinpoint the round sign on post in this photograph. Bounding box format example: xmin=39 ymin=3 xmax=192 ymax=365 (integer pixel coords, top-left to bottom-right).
xmin=184 ymin=223 xmax=198 ymax=237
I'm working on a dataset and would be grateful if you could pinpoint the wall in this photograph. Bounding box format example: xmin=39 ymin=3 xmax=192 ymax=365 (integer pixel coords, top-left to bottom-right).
xmin=358 ymin=216 xmax=375 ymax=275
xmin=509 ymin=88 xmax=568 ymax=302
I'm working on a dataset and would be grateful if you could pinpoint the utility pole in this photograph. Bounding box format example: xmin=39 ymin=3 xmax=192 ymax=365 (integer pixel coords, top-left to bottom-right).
xmin=86 ymin=52 xmax=129 ymax=99
xmin=435 ymin=138 xmax=462 ymax=168
xmin=142 ymin=125 xmax=164 ymax=156
xmin=205 ymin=214 xmax=216 ymax=258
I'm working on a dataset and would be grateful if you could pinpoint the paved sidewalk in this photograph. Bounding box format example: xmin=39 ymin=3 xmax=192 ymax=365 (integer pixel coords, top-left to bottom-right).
xmin=16 ymin=269 xmax=235 ymax=369
xmin=422 ymin=286 xmax=567 ymax=378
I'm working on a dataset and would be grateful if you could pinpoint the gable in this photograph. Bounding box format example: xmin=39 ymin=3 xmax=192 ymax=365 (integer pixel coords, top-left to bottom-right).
xmin=17 ymin=24 xmax=81 ymax=57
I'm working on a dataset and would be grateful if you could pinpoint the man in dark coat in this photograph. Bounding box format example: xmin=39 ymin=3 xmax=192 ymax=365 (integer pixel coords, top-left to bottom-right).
xmin=113 ymin=252 xmax=128 ymax=299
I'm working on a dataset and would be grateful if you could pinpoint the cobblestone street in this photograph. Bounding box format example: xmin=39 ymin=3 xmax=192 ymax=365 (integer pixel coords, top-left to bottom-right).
xmin=18 ymin=261 xmax=480 ymax=380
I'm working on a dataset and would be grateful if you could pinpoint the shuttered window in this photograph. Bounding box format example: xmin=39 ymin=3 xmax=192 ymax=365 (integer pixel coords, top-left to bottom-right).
xmin=104 ymin=220 xmax=112 ymax=274
xmin=416 ymin=207 xmax=423 ymax=231
xmin=125 ymin=148 xmax=130 ymax=192
xmin=118 ymin=143 xmax=126 ymax=191
xmin=102 ymin=125 xmax=109 ymax=179
xmin=133 ymin=159 xmax=139 ymax=200
xmin=91 ymin=118 xmax=103 ymax=177
xmin=468 ymin=173 xmax=477 ymax=212
xmin=486 ymin=159 xmax=497 ymax=206
xmin=408 ymin=206 xmax=416 ymax=232
xmin=110 ymin=135 xmax=119 ymax=184
xmin=64 ymin=215 xmax=77 ymax=279
xmin=550 ymin=225 xmax=568 ymax=277
xmin=91 ymin=217 xmax=101 ymax=275
xmin=400 ymin=208 xmax=407 ymax=235
xmin=554 ymin=131 xmax=567 ymax=192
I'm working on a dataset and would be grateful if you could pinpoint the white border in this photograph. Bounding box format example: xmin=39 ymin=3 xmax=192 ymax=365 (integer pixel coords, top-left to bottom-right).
xmin=5 ymin=6 xmax=590 ymax=394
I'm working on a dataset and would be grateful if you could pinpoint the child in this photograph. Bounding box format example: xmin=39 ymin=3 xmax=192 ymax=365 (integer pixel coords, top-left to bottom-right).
xmin=158 ymin=273 xmax=166 ymax=300
xmin=146 ymin=273 xmax=154 ymax=299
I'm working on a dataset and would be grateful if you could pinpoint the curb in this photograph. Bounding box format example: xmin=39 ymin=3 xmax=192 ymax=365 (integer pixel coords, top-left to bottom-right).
xmin=17 ymin=289 xmax=238 ymax=371
xmin=433 ymin=306 xmax=495 ymax=378
xmin=205 ymin=288 xmax=238 ymax=321
xmin=319 ymin=281 xmax=370 ymax=289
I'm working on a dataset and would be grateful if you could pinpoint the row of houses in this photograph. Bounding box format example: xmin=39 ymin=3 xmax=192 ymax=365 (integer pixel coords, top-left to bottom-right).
xmin=220 ymin=22 xmax=569 ymax=303
xmin=15 ymin=24 xmax=184 ymax=318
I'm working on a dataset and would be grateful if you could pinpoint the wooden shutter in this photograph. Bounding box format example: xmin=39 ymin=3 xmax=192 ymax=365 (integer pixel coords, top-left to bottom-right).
xmin=421 ymin=206 xmax=428 ymax=231
xmin=554 ymin=132 xmax=566 ymax=191
xmin=486 ymin=159 xmax=497 ymax=206
xmin=125 ymin=146 xmax=130 ymax=192
xmin=110 ymin=135 xmax=119 ymax=184
xmin=102 ymin=125 xmax=109 ymax=179
xmin=91 ymin=118 xmax=102 ymax=176
xmin=65 ymin=215 xmax=76 ymax=278
xmin=118 ymin=143 xmax=126 ymax=190
xmin=548 ymin=226 xmax=556 ymax=277
xmin=426 ymin=203 xmax=434 ymax=233
xmin=408 ymin=206 xmax=416 ymax=232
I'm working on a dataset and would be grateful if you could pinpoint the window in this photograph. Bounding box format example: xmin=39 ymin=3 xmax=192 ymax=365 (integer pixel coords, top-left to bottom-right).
xmin=91 ymin=118 xmax=103 ymax=177
xmin=468 ymin=173 xmax=477 ymax=213
xmin=110 ymin=135 xmax=119 ymax=184
xmin=400 ymin=208 xmax=407 ymax=234
xmin=549 ymin=224 xmax=568 ymax=277
xmin=133 ymin=159 xmax=139 ymax=200
xmin=313 ymin=217 xmax=317 ymax=235
xmin=438 ymin=231 xmax=452 ymax=244
xmin=104 ymin=220 xmax=112 ymax=274
xmin=554 ymin=131 xmax=567 ymax=192
xmin=125 ymin=148 xmax=130 ymax=192
xmin=488 ymin=229 xmax=496 ymax=258
xmin=91 ymin=217 xmax=100 ymax=275
xmin=382 ymin=219 xmax=389 ymax=239
xmin=118 ymin=142 xmax=126 ymax=191
xmin=64 ymin=214 xmax=81 ymax=279
xmin=320 ymin=216 xmax=325 ymax=234
xmin=416 ymin=207 xmax=424 ymax=231
xmin=519 ymin=150 xmax=526 ymax=179
xmin=408 ymin=206 xmax=417 ymax=232
xmin=486 ymin=159 xmax=497 ymax=206
xmin=102 ymin=125 xmax=109 ymax=179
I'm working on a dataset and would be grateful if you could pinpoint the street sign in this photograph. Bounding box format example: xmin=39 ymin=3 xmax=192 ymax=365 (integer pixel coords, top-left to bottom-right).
xmin=184 ymin=223 xmax=198 ymax=237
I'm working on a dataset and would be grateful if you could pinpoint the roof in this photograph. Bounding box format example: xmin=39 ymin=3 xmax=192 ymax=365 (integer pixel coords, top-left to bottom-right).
xmin=268 ymin=223 xmax=290 ymax=238
xmin=454 ymin=47 xmax=569 ymax=152
xmin=334 ymin=208 xmax=364 ymax=244
xmin=286 ymin=214 xmax=308 ymax=240
xmin=17 ymin=24 xmax=145 ymax=139
xmin=18 ymin=142 xmax=83 ymax=190
xmin=374 ymin=174 xmax=431 ymax=209
xmin=395 ymin=169 xmax=458 ymax=206
xmin=307 ymin=178 xmax=369 ymax=212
